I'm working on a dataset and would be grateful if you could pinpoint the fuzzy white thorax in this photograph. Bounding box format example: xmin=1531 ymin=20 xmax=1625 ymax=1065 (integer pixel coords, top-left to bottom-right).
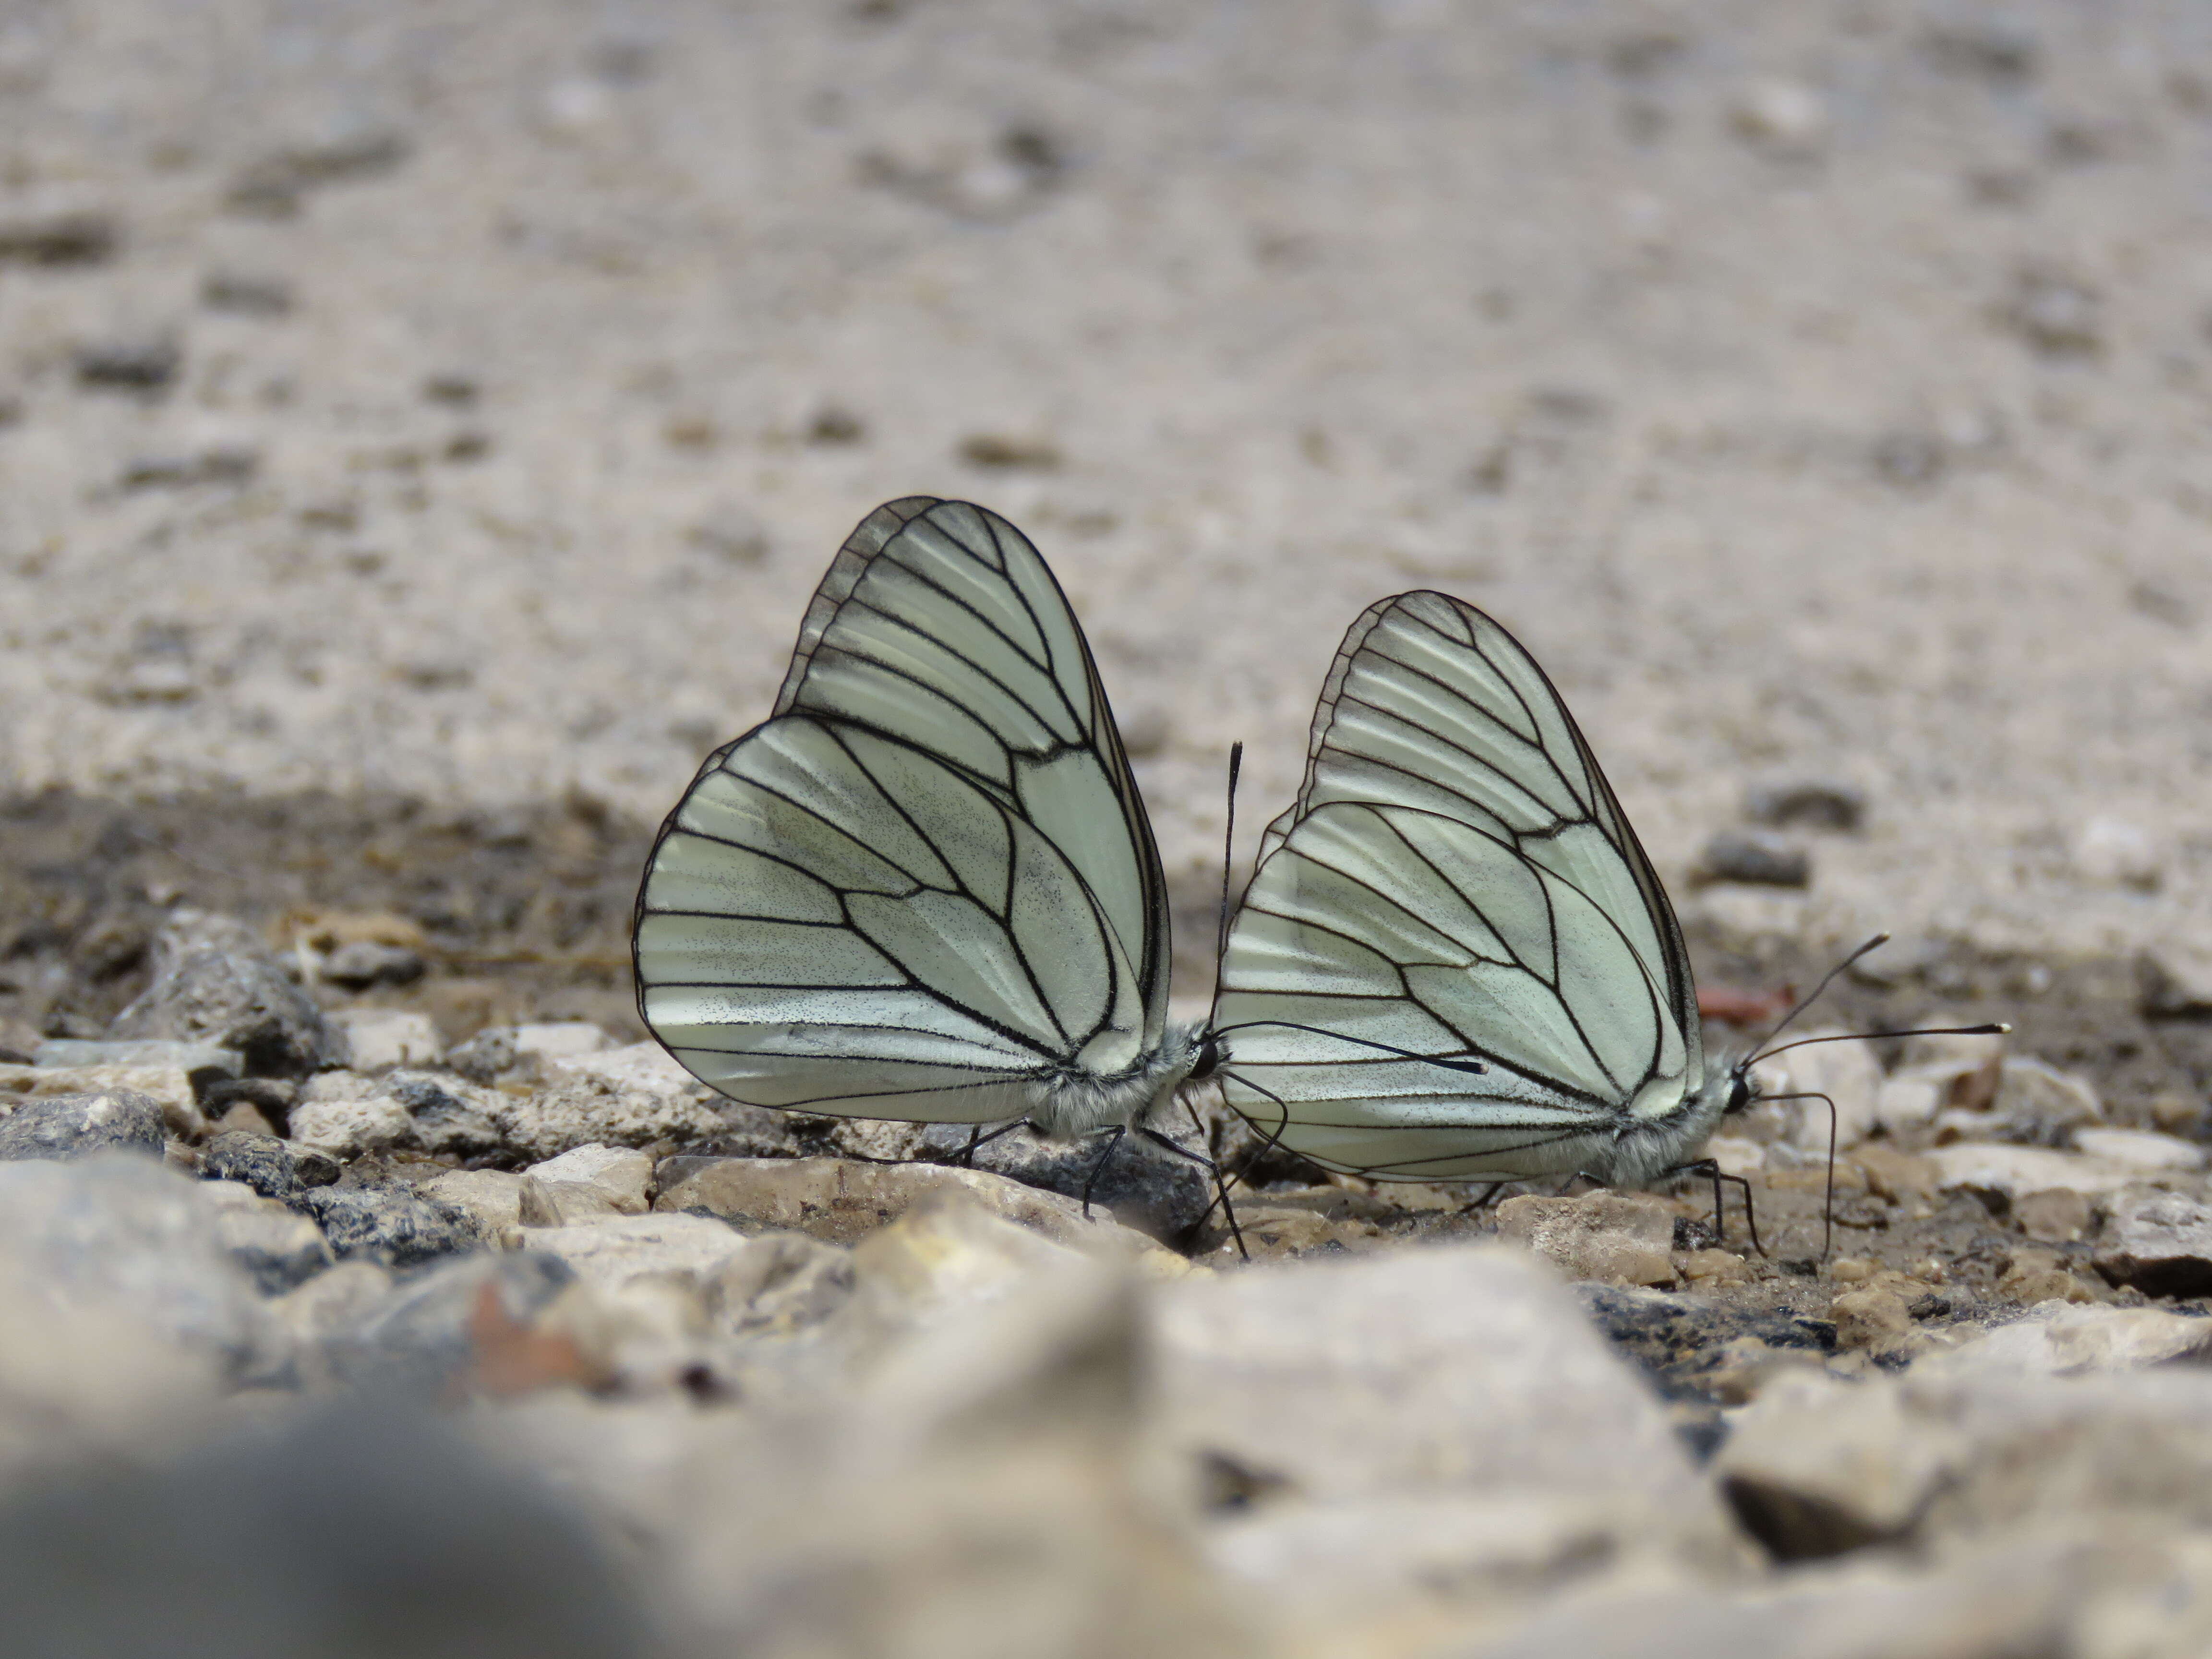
xmin=1023 ymin=1021 xmax=1211 ymax=1140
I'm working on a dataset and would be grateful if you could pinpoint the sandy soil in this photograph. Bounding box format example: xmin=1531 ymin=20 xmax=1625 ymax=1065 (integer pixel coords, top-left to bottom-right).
xmin=4 ymin=0 xmax=2212 ymax=986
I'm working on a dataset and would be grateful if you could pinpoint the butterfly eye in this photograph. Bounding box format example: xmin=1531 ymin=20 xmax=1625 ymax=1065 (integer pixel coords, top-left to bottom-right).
xmin=1189 ymin=1034 xmax=1225 ymax=1081
xmin=1725 ymin=1069 xmax=1756 ymax=1115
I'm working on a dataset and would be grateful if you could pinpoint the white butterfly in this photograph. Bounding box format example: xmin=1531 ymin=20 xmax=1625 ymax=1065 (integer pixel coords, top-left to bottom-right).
xmin=1209 ymin=590 xmax=1745 ymax=1187
xmin=633 ymin=497 xmax=1210 ymax=1139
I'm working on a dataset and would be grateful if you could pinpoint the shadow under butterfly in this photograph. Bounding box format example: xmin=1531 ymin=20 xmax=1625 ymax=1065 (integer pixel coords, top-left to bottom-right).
xmin=633 ymin=498 xmax=1997 ymax=1262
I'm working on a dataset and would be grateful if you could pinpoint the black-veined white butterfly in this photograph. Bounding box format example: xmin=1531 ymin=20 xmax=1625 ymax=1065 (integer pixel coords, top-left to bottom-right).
xmin=1203 ymin=591 xmax=2002 ymax=1260
xmin=1206 ymin=590 xmax=1745 ymax=1188
xmin=633 ymin=497 xmax=1212 ymax=1139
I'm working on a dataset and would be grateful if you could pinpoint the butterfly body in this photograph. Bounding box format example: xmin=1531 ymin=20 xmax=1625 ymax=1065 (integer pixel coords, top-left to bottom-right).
xmin=635 ymin=498 xmax=1201 ymax=1141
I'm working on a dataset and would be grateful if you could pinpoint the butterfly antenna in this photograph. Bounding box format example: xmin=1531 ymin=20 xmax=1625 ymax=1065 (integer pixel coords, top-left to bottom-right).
xmin=1216 ymin=741 xmax=1244 ymax=965
xmin=1747 ymin=933 xmax=1891 ymax=1062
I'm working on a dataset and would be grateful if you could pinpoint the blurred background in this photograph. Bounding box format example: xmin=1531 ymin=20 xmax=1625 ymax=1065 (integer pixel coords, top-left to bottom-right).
xmin=3 ymin=0 xmax=2210 ymax=1025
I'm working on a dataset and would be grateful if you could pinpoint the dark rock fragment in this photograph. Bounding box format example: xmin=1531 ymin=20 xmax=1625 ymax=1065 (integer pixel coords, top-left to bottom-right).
xmin=0 ymin=1090 xmax=167 ymax=1161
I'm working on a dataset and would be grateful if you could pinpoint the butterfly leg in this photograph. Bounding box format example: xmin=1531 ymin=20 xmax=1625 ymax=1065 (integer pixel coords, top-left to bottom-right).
xmin=1468 ymin=1180 xmax=1508 ymax=1213
xmin=1080 ymin=1126 xmax=1127 ymax=1219
xmin=1672 ymin=1158 xmax=1766 ymax=1258
xmin=1143 ymin=1116 xmax=1248 ymax=1263
xmin=959 ymin=1125 xmax=982 ymax=1168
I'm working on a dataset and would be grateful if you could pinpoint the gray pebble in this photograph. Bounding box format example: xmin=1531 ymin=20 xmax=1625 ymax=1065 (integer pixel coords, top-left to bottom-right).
xmin=199 ymin=1131 xmax=338 ymax=1202
xmin=297 ymin=1184 xmax=480 ymax=1269
xmin=1699 ymin=829 xmax=1812 ymax=888
xmin=319 ymin=938 xmax=426 ymax=990
xmin=204 ymin=1187 xmax=336 ymax=1294
xmin=0 ymin=210 xmax=118 ymax=266
xmin=32 ymin=1037 xmax=242 ymax=1076
xmin=0 ymin=1090 xmax=167 ymax=1162
xmin=73 ymin=337 xmax=180 ymax=392
xmin=0 ymin=1153 xmax=267 ymax=1370
xmin=119 ymin=446 xmax=260 ymax=490
xmin=444 ymin=1025 xmax=516 ymax=1084
xmin=386 ymin=1071 xmax=504 ymax=1156
xmin=108 ymin=909 xmax=343 ymax=1077
xmin=918 ymin=1121 xmax=1215 ymax=1243
xmin=1743 ymin=780 xmax=1866 ymax=833
xmin=200 ymin=271 xmax=294 ymax=316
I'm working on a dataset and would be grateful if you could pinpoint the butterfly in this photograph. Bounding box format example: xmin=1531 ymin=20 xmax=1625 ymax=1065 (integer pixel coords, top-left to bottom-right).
xmin=1206 ymin=589 xmax=1748 ymax=1188
xmin=633 ymin=496 xmax=1212 ymax=1139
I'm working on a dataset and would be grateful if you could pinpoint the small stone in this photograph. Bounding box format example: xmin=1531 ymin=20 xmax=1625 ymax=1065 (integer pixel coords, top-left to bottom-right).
xmin=0 ymin=1062 xmax=205 ymax=1138
xmin=1729 ymin=78 xmax=1827 ymax=154
xmin=1494 ymin=1191 xmax=1679 ymax=1286
xmin=287 ymin=1093 xmax=412 ymax=1159
xmin=657 ymin=1155 xmax=1154 ymax=1253
xmin=1675 ymin=1248 xmax=1751 ymax=1288
xmin=1743 ymin=779 xmax=1865 ymax=832
xmin=211 ymin=1100 xmax=278 ymax=1137
xmin=2071 ymin=816 xmax=2163 ymax=890
xmin=1927 ymin=1142 xmax=2133 ymax=1201
xmin=108 ymin=910 xmax=342 ymax=1077
xmin=0 ymin=1090 xmax=167 ymax=1161
xmin=491 ymin=1042 xmax=724 ymax=1161
xmin=1697 ymin=829 xmax=1811 ymax=888
xmin=2014 ymin=1187 xmax=2093 ymax=1244
xmin=2094 ymin=1193 xmax=2212 ymax=1298
xmin=2073 ymin=1127 xmax=2203 ymax=1174
xmin=73 ymin=337 xmax=180 ymax=392
xmin=1715 ymin=1370 xmax=1958 ymax=1558
xmin=2140 ymin=943 xmax=2212 ymax=1019
xmin=296 ymin=1184 xmax=479 ymax=1269
xmin=118 ymin=447 xmax=259 ymax=490
xmin=419 ymin=1168 xmax=529 ymax=1235
xmin=197 ymin=1131 xmax=337 ymax=1202
xmin=518 ymin=1143 xmax=653 ymax=1223
xmin=918 ymin=1121 xmax=1215 ymax=1243
xmin=384 ymin=1070 xmax=503 ymax=1156
xmin=318 ymin=939 xmax=426 ymax=990
xmin=1206 ymin=1201 xmax=1384 ymax=1262
xmin=32 ymin=1038 xmax=241 ymax=1076
xmin=1151 ymin=1244 xmax=1738 ymax=1556
xmin=1928 ymin=1303 xmax=2212 ymax=1381
xmin=266 ymin=1261 xmax=394 ymax=1386
xmin=0 ymin=1153 xmax=269 ymax=1370
xmin=1829 ymin=1284 xmax=1914 ymax=1354
xmin=1974 ymin=1056 xmax=2103 ymax=1146
xmin=957 ymin=433 xmax=1061 ymax=470
xmin=1996 ymin=1246 xmax=2098 ymax=1306
xmin=446 ymin=1021 xmax=609 ymax=1084
xmin=325 ymin=1008 xmax=444 ymax=1070
xmin=2002 ymin=270 xmax=2102 ymax=357
xmin=0 ymin=209 xmax=119 ymax=266
xmin=200 ymin=271 xmax=294 ymax=316
xmin=1852 ymin=1143 xmax=1941 ymax=1204
xmin=197 ymin=1178 xmax=335 ymax=1293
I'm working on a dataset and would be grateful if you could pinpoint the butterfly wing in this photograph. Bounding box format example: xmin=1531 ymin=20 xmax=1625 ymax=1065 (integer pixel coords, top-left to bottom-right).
xmin=1214 ymin=592 xmax=1704 ymax=1178
xmin=635 ymin=498 xmax=1175 ymax=1124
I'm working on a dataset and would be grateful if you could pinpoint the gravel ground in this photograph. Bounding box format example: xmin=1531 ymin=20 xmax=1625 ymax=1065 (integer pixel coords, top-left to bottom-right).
xmin=9 ymin=4 xmax=2212 ymax=1654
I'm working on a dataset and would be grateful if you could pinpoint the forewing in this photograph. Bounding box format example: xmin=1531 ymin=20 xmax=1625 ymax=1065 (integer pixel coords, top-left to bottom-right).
xmin=634 ymin=499 xmax=1165 ymax=1121
xmin=1216 ymin=592 xmax=1700 ymax=1177
xmin=1250 ymin=591 xmax=1699 ymax=1092
xmin=772 ymin=499 xmax=1171 ymax=1051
